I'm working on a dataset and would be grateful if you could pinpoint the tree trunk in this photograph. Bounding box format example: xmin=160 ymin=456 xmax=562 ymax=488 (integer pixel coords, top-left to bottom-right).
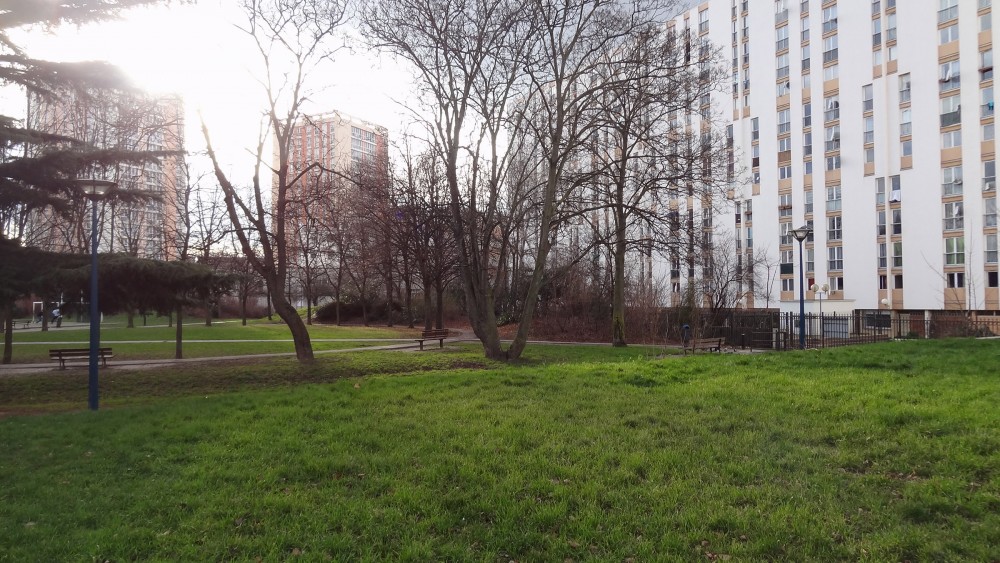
xmin=266 ymin=290 xmax=273 ymax=321
xmin=385 ymin=275 xmax=394 ymax=327
xmin=435 ymin=284 xmax=445 ymax=330
xmin=272 ymin=290 xmax=314 ymax=361
xmin=404 ymin=277 xmax=414 ymax=328
xmin=204 ymin=298 xmax=212 ymax=327
xmin=2 ymin=304 xmax=12 ymax=364
xmin=611 ymin=229 xmax=627 ymax=347
xmin=306 ymin=286 xmax=313 ymax=326
xmin=126 ymin=309 xmax=135 ymax=328
xmin=175 ymin=303 xmax=184 ymax=359
xmin=241 ymin=294 xmax=248 ymax=326
xmin=423 ymin=285 xmax=433 ymax=331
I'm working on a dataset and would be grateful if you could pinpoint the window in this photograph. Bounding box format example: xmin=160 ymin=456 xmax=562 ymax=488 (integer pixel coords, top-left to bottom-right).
xmin=864 ymin=116 xmax=875 ymax=144
xmin=805 ymin=190 xmax=814 ymax=213
xmin=945 ymin=236 xmax=965 ymax=265
xmin=782 ymin=278 xmax=795 ymax=292
xmin=776 ymin=53 xmax=790 ymax=79
xmin=901 ymin=139 xmax=913 ymax=156
xmin=826 ymin=155 xmax=841 ymax=170
xmin=940 ymin=60 xmax=961 ymax=93
xmin=941 ymin=94 xmax=962 ymax=127
xmin=872 ymin=0 xmax=881 ymax=14
xmin=876 ymin=177 xmax=886 ymax=205
xmin=804 ymin=160 xmax=813 ymax=174
xmin=872 ymin=17 xmax=882 ymax=46
xmin=944 ymin=201 xmax=964 ymax=230
xmin=947 ymin=272 xmax=965 ymax=288
xmin=982 ymin=49 xmax=994 ymax=81
xmin=828 ymin=246 xmax=844 ymax=270
xmin=985 ymin=160 xmax=996 ymax=190
xmin=942 ymin=130 xmax=962 ymax=149
xmin=865 ymin=147 xmax=875 ymax=164
xmin=940 ymin=23 xmax=960 ymax=45
xmin=825 ymin=125 xmax=840 ymax=151
xmin=779 ymin=136 xmax=793 ymax=152
xmin=823 ymin=64 xmax=839 ymax=82
xmin=986 ymin=196 xmax=998 ymax=227
xmin=780 ymin=222 xmax=793 ymax=245
xmin=780 ymin=249 xmax=794 ymax=265
xmin=827 ymin=215 xmax=842 ymax=240
xmin=981 ymin=11 xmax=992 ymax=32
xmin=891 ymin=208 xmax=902 ymax=235
xmin=899 ymin=74 xmax=911 ymax=103
xmin=981 ymin=0 xmax=992 ymax=9
xmin=862 ymin=84 xmax=874 ymax=112
xmin=823 ymin=34 xmax=839 ymax=64
xmin=829 ymin=276 xmax=844 ymax=291
xmin=983 ymin=86 xmax=995 ymax=118
xmin=699 ymin=8 xmax=709 ymax=33
xmin=879 ymin=274 xmax=888 ymax=289
xmin=894 ymin=275 xmax=904 ymax=289
xmin=942 ymin=165 xmax=964 ymax=196
xmin=873 ymin=48 xmax=883 ymax=68
xmin=900 ymin=108 xmax=912 ymax=136
xmin=878 ymin=242 xmax=887 ymax=267
xmin=939 ymin=0 xmax=958 ymax=23
xmin=826 ymin=185 xmax=842 ymax=211
xmin=988 ymin=234 xmax=999 ymax=264
xmin=779 ymin=164 xmax=793 ymax=179
xmin=822 ymin=5 xmax=838 ymax=33
xmin=801 ymin=44 xmax=811 ymax=71
xmin=886 ymin=12 xmax=897 ymax=41
xmin=877 ymin=209 xmax=886 ymax=235
xmin=779 ymin=193 xmax=793 ymax=216
xmin=778 ymin=108 xmax=791 ymax=133
xmin=803 ymin=102 xmax=812 ymax=127
xmin=751 ymin=117 xmax=759 ymax=140
xmin=801 ymin=15 xmax=810 ymax=42
xmin=986 ymin=123 xmax=996 ymax=141
xmin=776 ymin=25 xmax=789 ymax=52
xmin=889 ymin=175 xmax=901 ymax=202
xmin=892 ymin=241 xmax=903 ymax=268
xmin=806 ymin=248 xmax=815 ymax=271
xmin=990 ymin=272 xmax=999 ymax=288
xmin=887 ymin=45 xmax=898 ymax=62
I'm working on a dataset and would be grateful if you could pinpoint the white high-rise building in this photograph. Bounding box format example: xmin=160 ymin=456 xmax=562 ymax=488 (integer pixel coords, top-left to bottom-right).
xmin=667 ymin=0 xmax=998 ymax=313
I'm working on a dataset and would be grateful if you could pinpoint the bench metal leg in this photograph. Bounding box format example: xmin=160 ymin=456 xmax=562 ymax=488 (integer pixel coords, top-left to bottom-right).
xmin=438 ymin=338 xmax=444 ymax=348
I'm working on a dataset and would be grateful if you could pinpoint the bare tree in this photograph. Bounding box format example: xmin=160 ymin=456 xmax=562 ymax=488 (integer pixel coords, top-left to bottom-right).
xmin=202 ymin=0 xmax=348 ymax=362
xmin=583 ymin=23 xmax=730 ymax=346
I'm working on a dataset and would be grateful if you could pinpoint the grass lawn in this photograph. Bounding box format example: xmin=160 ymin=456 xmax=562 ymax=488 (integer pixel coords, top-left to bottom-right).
xmin=1 ymin=340 xmax=998 ymax=560
xmin=2 ymin=321 xmax=421 ymax=363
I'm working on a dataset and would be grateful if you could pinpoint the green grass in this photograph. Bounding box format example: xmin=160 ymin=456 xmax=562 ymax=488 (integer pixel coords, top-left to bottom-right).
xmin=2 ymin=321 xmax=420 ymax=363
xmin=1 ymin=340 xmax=998 ymax=561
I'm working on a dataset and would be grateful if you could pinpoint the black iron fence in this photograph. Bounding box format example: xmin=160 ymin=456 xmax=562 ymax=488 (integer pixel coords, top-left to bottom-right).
xmin=700 ymin=310 xmax=1000 ymax=351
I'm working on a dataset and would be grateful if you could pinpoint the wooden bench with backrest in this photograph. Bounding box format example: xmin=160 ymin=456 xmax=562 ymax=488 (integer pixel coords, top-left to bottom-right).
xmin=683 ymin=338 xmax=723 ymax=355
xmin=416 ymin=329 xmax=451 ymax=350
xmin=49 ymin=348 xmax=114 ymax=370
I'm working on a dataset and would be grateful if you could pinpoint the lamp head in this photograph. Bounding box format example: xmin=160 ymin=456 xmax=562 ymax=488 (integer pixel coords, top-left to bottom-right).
xmin=790 ymin=224 xmax=812 ymax=242
xmin=74 ymin=178 xmax=116 ymax=199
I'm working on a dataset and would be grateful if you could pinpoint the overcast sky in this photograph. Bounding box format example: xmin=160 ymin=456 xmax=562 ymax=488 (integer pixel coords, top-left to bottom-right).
xmin=10 ymin=0 xmax=414 ymax=178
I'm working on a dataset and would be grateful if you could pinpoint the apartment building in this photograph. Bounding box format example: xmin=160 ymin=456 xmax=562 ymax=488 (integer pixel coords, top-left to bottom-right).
xmin=25 ymin=90 xmax=186 ymax=259
xmin=666 ymin=0 xmax=998 ymax=314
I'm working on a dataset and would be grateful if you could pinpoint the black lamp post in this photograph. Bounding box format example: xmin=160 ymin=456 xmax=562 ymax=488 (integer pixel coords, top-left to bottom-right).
xmin=76 ymin=179 xmax=115 ymax=411
xmin=791 ymin=224 xmax=813 ymax=350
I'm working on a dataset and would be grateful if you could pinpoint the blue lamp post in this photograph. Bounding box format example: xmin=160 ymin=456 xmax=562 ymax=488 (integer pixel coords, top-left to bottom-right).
xmin=791 ymin=224 xmax=813 ymax=350
xmin=76 ymin=179 xmax=115 ymax=411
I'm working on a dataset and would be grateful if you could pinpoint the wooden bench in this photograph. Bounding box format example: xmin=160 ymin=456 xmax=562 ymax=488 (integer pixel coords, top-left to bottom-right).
xmin=49 ymin=348 xmax=114 ymax=370
xmin=683 ymin=338 xmax=723 ymax=355
xmin=416 ymin=329 xmax=451 ymax=350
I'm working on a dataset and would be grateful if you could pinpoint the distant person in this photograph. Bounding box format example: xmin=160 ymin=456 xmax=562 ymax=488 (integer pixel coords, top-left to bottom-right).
xmin=51 ymin=307 xmax=62 ymax=327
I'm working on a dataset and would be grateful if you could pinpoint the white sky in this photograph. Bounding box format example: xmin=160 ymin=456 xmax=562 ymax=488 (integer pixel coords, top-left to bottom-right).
xmin=9 ymin=0 xmax=416 ymax=178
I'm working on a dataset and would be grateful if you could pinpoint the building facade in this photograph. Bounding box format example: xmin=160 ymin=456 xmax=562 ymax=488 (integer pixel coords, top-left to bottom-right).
xmin=25 ymin=89 xmax=186 ymax=259
xmin=666 ymin=0 xmax=998 ymax=314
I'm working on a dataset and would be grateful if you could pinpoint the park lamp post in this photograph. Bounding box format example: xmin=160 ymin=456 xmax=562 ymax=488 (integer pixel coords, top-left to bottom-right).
xmin=76 ymin=178 xmax=115 ymax=411
xmin=811 ymin=282 xmax=830 ymax=336
xmin=791 ymin=224 xmax=813 ymax=350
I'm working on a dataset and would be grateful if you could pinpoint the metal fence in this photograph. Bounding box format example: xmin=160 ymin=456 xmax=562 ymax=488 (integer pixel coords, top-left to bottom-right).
xmin=703 ymin=310 xmax=1000 ymax=351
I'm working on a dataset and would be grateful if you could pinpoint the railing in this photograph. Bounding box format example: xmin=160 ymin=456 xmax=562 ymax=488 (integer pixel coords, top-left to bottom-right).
xmin=700 ymin=311 xmax=1000 ymax=351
